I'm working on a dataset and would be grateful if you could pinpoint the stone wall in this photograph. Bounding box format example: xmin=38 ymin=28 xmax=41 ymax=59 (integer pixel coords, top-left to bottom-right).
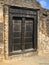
xmin=0 ymin=3 xmax=4 ymax=59
xmin=38 ymin=8 xmax=49 ymax=56
xmin=3 ymin=0 xmax=39 ymax=9
xmin=0 ymin=0 xmax=49 ymax=59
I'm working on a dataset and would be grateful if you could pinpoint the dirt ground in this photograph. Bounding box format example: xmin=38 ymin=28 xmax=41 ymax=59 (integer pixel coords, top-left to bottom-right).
xmin=0 ymin=55 xmax=49 ymax=65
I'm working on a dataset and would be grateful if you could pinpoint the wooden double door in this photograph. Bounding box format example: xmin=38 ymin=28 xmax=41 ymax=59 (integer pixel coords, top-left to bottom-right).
xmin=9 ymin=16 xmax=37 ymax=55
xmin=9 ymin=17 xmax=34 ymax=53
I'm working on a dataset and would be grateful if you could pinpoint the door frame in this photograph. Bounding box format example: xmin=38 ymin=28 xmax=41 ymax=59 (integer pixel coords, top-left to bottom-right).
xmin=8 ymin=6 xmax=38 ymax=55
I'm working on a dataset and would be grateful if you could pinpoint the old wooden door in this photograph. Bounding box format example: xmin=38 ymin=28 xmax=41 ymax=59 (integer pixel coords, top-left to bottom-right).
xmin=9 ymin=7 xmax=37 ymax=55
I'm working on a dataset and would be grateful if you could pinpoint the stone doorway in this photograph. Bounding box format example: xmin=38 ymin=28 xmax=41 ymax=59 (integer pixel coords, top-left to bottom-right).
xmin=9 ymin=6 xmax=37 ymax=55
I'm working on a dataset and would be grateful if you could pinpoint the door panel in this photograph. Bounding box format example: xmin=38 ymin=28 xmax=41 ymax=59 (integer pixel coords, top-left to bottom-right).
xmin=25 ymin=42 xmax=33 ymax=49
xmin=14 ymin=32 xmax=21 ymax=37
xmin=12 ymin=18 xmax=22 ymax=51
xmin=24 ymin=18 xmax=33 ymax=49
